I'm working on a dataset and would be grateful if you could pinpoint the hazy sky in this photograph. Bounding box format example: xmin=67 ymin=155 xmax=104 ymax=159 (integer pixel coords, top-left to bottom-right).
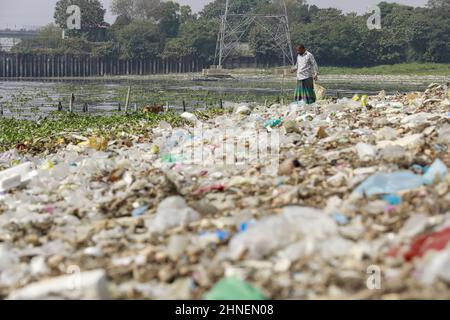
xmin=0 ymin=0 xmax=429 ymax=29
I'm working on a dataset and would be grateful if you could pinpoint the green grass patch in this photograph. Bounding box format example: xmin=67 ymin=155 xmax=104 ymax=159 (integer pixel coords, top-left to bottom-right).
xmin=232 ymin=63 xmax=450 ymax=76
xmin=320 ymin=63 xmax=450 ymax=76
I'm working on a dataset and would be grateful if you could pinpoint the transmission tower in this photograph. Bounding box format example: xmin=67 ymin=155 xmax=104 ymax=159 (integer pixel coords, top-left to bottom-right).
xmin=215 ymin=0 xmax=295 ymax=69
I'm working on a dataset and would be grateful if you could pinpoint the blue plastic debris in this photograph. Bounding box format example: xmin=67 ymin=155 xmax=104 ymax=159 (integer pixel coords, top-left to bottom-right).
xmin=332 ymin=212 xmax=349 ymax=225
xmin=132 ymin=205 xmax=149 ymax=217
xmin=354 ymin=159 xmax=448 ymax=196
xmin=215 ymin=230 xmax=230 ymax=242
xmin=423 ymin=159 xmax=448 ymax=185
xmin=354 ymin=171 xmax=423 ymax=196
xmin=239 ymin=222 xmax=249 ymax=232
xmin=383 ymin=194 xmax=402 ymax=206
xmin=239 ymin=220 xmax=256 ymax=232
xmin=411 ymin=164 xmax=425 ymax=174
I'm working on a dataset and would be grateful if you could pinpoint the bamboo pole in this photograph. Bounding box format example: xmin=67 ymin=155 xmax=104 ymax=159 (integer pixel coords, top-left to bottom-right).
xmin=125 ymin=86 xmax=131 ymax=113
xmin=69 ymin=93 xmax=75 ymax=112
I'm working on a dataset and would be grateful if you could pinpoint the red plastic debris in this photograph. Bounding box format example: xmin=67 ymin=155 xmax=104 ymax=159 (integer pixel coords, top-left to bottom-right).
xmin=193 ymin=184 xmax=225 ymax=195
xmin=404 ymin=227 xmax=450 ymax=261
xmin=387 ymin=245 xmax=400 ymax=258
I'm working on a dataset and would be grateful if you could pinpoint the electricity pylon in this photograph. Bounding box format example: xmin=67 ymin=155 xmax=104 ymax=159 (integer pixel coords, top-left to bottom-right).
xmin=215 ymin=0 xmax=295 ymax=69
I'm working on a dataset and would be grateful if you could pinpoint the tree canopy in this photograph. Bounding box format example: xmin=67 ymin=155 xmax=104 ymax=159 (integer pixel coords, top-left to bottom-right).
xmin=11 ymin=0 xmax=450 ymax=67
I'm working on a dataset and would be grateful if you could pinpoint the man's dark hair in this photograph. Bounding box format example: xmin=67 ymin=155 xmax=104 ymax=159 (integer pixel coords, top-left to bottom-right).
xmin=298 ymin=44 xmax=305 ymax=49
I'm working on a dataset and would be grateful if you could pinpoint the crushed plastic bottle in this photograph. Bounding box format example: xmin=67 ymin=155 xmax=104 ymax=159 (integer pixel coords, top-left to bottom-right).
xmin=228 ymin=206 xmax=337 ymax=260
xmin=356 ymin=143 xmax=376 ymax=161
xmin=423 ymin=159 xmax=448 ymax=185
xmin=180 ymin=112 xmax=198 ymax=123
xmin=148 ymin=196 xmax=201 ymax=233
xmin=0 ymin=162 xmax=37 ymax=193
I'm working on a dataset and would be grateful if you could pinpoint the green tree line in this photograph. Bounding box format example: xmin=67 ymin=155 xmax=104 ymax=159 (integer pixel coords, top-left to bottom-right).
xmin=10 ymin=0 xmax=450 ymax=67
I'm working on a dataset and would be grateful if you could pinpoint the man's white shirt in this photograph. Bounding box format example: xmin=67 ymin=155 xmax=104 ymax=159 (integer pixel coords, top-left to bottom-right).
xmin=294 ymin=51 xmax=319 ymax=80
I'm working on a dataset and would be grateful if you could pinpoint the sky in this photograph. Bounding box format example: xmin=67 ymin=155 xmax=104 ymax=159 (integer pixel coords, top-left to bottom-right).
xmin=0 ymin=0 xmax=429 ymax=29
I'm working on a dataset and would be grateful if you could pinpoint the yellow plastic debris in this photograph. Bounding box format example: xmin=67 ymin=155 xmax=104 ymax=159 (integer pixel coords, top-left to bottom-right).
xmin=378 ymin=90 xmax=386 ymax=100
xmin=406 ymin=93 xmax=418 ymax=104
xmin=228 ymin=176 xmax=253 ymax=187
xmin=352 ymin=94 xmax=360 ymax=101
xmin=150 ymin=145 xmax=160 ymax=154
xmin=361 ymin=95 xmax=368 ymax=107
xmin=78 ymin=137 xmax=108 ymax=151
xmin=41 ymin=160 xmax=55 ymax=170
xmin=314 ymin=83 xmax=326 ymax=101
xmin=11 ymin=160 xmax=21 ymax=166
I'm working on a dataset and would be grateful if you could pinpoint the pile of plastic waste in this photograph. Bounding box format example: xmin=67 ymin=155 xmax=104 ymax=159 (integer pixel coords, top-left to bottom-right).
xmin=0 ymin=82 xmax=450 ymax=300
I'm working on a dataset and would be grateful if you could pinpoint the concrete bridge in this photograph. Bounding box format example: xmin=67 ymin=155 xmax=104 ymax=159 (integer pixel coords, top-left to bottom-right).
xmin=0 ymin=30 xmax=39 ymax=38
xmin=0 ymin=30 xmax=38 ymax=51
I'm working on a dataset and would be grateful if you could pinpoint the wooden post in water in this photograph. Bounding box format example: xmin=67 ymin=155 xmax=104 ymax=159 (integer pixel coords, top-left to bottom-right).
xmin=220 ymin=99 xmax=223 ymax=109
xmin=125 ymin=86 xmax=131 ymax=113
xmin=183 ymin=100 xmax=186 ymax=112
xmin=58 ymin=101 xmax=63 ymax=111
xmin=118 ymin=103 xmax=121 ymax=112
xmin=69 ymin=94 xmax=75 ymax=113
xmin=0 ymin=104 xmax=3 ymax=116
xmin=134 ymin=103 xmax=137 ymax=112
xmin=166 ymin=102 xmax=169 ymax=113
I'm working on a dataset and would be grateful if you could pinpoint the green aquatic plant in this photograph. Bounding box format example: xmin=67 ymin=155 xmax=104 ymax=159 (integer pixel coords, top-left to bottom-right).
xmin=0 ymin=109 xmax=225 ymax=153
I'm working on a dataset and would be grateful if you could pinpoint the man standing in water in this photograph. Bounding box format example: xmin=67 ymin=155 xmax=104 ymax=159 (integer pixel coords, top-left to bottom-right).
xmin=292 ymin=44 xmax=319 ymax=104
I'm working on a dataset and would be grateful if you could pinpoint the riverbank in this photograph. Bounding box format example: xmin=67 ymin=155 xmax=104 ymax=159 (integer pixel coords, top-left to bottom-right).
xmin=1 ymin=83 xmax=450 ymax=300
xmin=1 ymin=73 xmax=448 ymax=84
xmin=1 ymin=62 xmax=448 ymax=83
xmin=235 ymin=63 xmax=450 ymax=77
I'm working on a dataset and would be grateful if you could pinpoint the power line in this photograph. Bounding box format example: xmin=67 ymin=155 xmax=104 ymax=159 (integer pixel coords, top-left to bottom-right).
xmin=215 ymin=0 xmax=294 ymax=68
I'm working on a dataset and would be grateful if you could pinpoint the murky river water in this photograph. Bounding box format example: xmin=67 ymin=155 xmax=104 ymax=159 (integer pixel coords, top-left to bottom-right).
xmin=0 ymin=78 xmax=429 ymax=119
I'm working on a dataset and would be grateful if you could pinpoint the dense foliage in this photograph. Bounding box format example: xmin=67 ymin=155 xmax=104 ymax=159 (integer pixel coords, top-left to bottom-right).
xmin=10 ymin=0 xmax=450 ymax=67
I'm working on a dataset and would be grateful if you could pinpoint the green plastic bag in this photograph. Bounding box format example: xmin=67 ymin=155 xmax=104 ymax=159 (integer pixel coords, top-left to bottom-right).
xmin=204 ymin=277 xmax=266 ymax=300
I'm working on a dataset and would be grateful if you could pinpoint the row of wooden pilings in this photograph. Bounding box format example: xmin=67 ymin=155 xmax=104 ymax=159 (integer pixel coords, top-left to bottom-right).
xmin=0 ymin=53 xmax=206 ymax=78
